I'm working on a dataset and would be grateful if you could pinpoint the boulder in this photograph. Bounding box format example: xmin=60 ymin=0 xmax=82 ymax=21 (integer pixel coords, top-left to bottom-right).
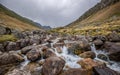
xmin=0 ymin=26 xmax=6 ymax=35
xmin=0 ymin=64 xmax=16 ymax=75
xmin=97 ymin=54 xmax=108 ymax=61
xmin=107 ymin=32 xmax=120 ymax=42
xmin=6 ymin=42 xmax=17 ymax=51
xmin=26 ymin=49 xmax=41 ymax=61
xmin=15 ymin=40 xmax=22 ymax=50
xmin=68 ymin=44 xmax=84 ymax=55
xmin=29 ymin=38 xmax=40 ymax=45
xmin=67 ymin=40 xmax=91 ymax=55
xmin=93 ymin=65 xmax=120 ymax=75
xmin=24 ymin=63 xmax=42 ymax=75
xmin=0 ymin=44 xmax=4 ymax=52
xmin=11 ymin=29 xmax=23 ymax=39
xmin=77 ymin=58 xmax=104 ymax=69
xmin=104 ymin=42 xmax=120 ymax=53
xmin=21 ymin=46 xmax=33 ymax=54
xmin=61 ymin=68 xmax=92 ymax=75
xmin=103 ymin=42 xmax=120 ymax=61
xmin=20 ymin=39 xmax=30 ymax=48
xmin=92 ymin=35 xmax=107 ymax=42
xmin=108 ymin=52 xmax=120 ymax=62
xmin=0 ymin=51 xmax=24 ymax=66
xmin=93 ymin=39 xmax=104 ymax=46
xmin=42 ymin=56 xmax=65 ymax=75
xmin=53 ymin=43 xmax=64 ymax=48
xmin=42 ymin=49 xmax=56 ymax=58
xmin=79 ymin=51 xmax=96 ymax=59
xmin=38 ymin=59 xmax=45 ymax=65
xmin=5 ymin=69 xmax=31 ymax=75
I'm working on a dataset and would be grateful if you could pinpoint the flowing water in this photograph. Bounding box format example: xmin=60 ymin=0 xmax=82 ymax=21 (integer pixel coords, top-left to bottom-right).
xmin=20 ymin=55 xmax=30 ymax=70
xmin=54 ymin=46 xmax=82 ymax=69
xmin=51 ymin=38 xmax=82 ymax=69
xmin=19 ymin=38 xmax=120 ymax=72
xmin=90 ymin=43 xmax=120 ymax=72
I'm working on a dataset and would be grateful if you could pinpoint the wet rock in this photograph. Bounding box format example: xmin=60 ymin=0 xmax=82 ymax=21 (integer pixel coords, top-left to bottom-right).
xmin=68 ymin=44 xmax=84 ymax=55
xmin=11 ymin=29 xmax=23 ymax=39
xmin=5 ymin=69 xmax=31 ymax=75
xmin=93 ymin=39 xmax=104 ymax=46
xmin=97 ymin=54 xmax=108 ymax=61
xmin=15 ymin=40 xmax=22 ymax=50
xmin=93 ymin=65 xmax=120 ymax=75
xmin=42 ymin=56 xmax=65 ymax=75
xmin=21 ymin=46 xmax=33 ymax=54
xmin=61 ymin=68 xmax=92 ymax=75
xmin=104 ymin=42 xmax=120 ymax=61
xmin=77 ymin=58 xmax=104 ymax=69
xmin=6 ymin=42 xmax=17 ymax=51
xmin=56 ymin=47 xmax=62 ymax=53
xmin=31 ymin=68 xmax=42 ymax=75
xmin=107 ymin=32 xmax=120 ymax=42
xmin=20 ymin=39 xmax=30 ymax=48
xmin=24 ymin=63 xmax=42 ymax=75
xmin=104 ymin=42 xmax=120 ymax=53
xmin=42 ymin=49 xmax=56 ymax=58
xmin=26 ymin=49 xmax=41 ymax=61
xmin=108 ymin=52 xmax=120 ymax=62
xmin=0 ymin=44 xmax=4 ymax=52
xmin=38 ymin=59 xmax=45 ymax=65
xmin=29 ymin=38 xmax=40 ymax=45
xmin=53 ymin=43 xmax=64 ymax=48
xmin=0 ymin=64 xmax=16 ymax=75
xmin=0 ymin=51 xmax=24 ymax=66
xmin=79 ymin=40 xmax=91 ymax=51
xmin=79 ymin=51 xmax=96 ymax=59
xmin=92 ymin=35 xmax=108 ymax=42
xmin=68 ymin=40 xmax=91 ymax=55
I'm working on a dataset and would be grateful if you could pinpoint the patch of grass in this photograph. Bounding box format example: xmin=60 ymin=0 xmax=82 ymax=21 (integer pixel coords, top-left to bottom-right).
xmin=0 ymin=34 xmax=17 ymax=43
xmin=52 ymin=20 xmax=120 ymax=36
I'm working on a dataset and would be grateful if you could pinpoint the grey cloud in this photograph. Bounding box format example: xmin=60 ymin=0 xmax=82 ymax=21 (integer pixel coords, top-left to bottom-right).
xmin=0 ymin=0 xmax=100 ymax=27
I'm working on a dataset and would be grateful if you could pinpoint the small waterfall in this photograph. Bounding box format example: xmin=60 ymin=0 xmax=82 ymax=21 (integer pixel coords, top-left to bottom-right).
xmin=90 ymin=42 xmax=109 ymax=60
xmin=90 ymin=43 xmax=97 ymax=54
xmin=20 ymin=55 xmax=30 ymax=70
xmin=90 ymin=42 xmax=120 ymax=73
xmin=54 ymin=46 xmax=82 ymax=69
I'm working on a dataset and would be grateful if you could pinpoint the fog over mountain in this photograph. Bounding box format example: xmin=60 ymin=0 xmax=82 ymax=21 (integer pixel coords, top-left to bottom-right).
xmin=0 ymin=0 xmax=100 ymax=27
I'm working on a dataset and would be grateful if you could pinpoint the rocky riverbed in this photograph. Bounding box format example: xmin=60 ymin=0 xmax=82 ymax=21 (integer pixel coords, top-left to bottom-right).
xmin=0 ymin=29 xmax=120 ymax=75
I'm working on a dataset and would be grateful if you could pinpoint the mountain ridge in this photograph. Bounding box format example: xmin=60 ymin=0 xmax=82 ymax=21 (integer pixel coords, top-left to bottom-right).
xmin=51 ymin=0 xmax=120 ymax=36
xmin=0 ymin=4 xmax=43 ymax=31
xmin=67 ymin=0 xmax=120 ymax=27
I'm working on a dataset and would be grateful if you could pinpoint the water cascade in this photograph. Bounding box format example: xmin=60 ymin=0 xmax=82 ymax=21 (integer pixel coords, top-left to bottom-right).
xmin=90 ymin=43 xmax=120 ymax=72
xmin=54 ymin=46 xmax=82 ymax=69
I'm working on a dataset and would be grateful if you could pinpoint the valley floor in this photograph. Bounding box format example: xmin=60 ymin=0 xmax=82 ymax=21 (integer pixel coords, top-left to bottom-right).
xmin=0 ymin=27 xmax=120 ymax=75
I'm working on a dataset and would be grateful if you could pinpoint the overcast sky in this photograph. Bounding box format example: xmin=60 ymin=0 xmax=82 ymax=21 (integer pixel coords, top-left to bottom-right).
xmin=0 ymin=0 xmax=100 ymax=28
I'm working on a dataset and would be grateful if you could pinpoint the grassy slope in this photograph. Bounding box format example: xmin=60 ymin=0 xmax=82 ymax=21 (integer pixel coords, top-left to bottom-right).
xmin=80 ymin=2 xmax=120 ymax=24
xmin=0 ymin=4 xmax=40 ymax=31
xmin=52 ymin=2 xmax=120 ymax=36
